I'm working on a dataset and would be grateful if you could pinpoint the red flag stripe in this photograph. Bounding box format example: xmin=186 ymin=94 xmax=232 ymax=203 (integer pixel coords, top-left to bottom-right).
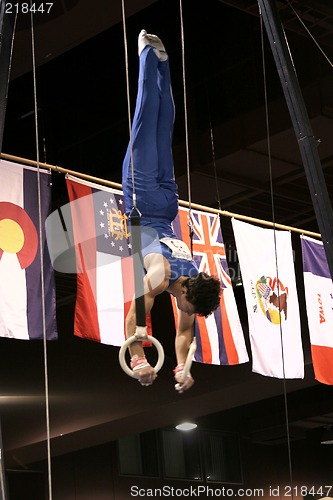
xmin=179 ymin=210 xmax=191 ymax=247
xmin=311 ymin=345 xmax=333 ymax=385
xmin=122 ymin=257 xmax=134 ymax=341
xmin=66 ymin=179 xmax=100 ymax=342
xmin=219 ymin=293 xmax=239 ymax=364
xmin=196 ymin=315 xmax=212 ymax=363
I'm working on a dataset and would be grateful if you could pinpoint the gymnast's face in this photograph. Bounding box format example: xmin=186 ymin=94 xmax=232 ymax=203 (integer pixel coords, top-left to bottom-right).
xmin=178 ymin=288 xmax=195 ymax=316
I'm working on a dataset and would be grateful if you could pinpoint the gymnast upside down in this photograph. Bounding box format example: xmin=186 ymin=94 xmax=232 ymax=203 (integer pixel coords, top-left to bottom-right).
xmin=122 ymin=30 xmax=221 ymax=392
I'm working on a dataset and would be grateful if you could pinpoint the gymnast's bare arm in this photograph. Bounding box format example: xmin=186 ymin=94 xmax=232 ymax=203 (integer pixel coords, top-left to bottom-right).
xmin=125 ymin=253 xmax=170 ymax=385
xmin=174 ymin=310 xmax=195 ymax=392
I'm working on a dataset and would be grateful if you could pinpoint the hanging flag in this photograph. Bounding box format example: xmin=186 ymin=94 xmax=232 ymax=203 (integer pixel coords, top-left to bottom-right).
xmin=65 ymin=175 xmax=152 ymax=346
xmin=0 ymin=160 xmax=57 ymax=340
xmin=301 ymin=235 xmax=333 ymax=385
xmin=232 ymin=219 xmax=304 ymax=378
xmin=171 ymin=208 xmax=249 ymax=365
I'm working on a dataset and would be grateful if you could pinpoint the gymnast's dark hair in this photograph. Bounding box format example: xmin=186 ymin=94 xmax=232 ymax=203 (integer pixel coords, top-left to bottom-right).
xmin=182 ymin=272 xmax=222 ymax=317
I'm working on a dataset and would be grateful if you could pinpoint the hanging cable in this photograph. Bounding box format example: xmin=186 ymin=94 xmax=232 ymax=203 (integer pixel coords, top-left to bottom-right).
xmin=209 ymin=121 xmax=222 ymax=211
xmin=178 ymin=0 xmax=197 ymax=369
xmin=118 ymin=1 xmax=165 ymax=378
xmin=179 ymin=0 xmax=194 ymax=253
xmin=0 ymin=6 xmax=17 ymax=155
xmin=259 ymin=6 xmax=294 ymax=499
xmin=30 ymin=4 xmax=53 ymax=499
xmin=120 ymin=0 xmax=145 ymax=328
xmin=121 ymin=0 xmax=137 ymax=212
xmin=286 ymin=0 xmax=333 ymax=69
xmin=0 ymin=7 xmax=17 ymax=499
xmin=206 ymin=88 xmax=222 ymax=211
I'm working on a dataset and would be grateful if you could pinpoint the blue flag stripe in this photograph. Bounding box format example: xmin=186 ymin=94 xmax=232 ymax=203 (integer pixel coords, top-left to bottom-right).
xmin=302 ymin=237 xmax=331 ymax=279
xmin=24 ymin=168 xmax=57 ymax=340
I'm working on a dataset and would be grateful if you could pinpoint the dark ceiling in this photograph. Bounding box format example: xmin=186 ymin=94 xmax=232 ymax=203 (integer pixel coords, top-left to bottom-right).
xmin=0 ymin=0 xmax=333 ymax=469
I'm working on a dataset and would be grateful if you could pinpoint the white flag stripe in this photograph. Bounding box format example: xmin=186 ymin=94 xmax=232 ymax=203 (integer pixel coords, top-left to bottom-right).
xmin=0 ymin=163 xmax=29 ymax=339
xmin=0 ymin=160 xmax=24 ymax=203
xmin=0 ymin=254 xmax=29 ymax=339
xmin=96 ymin=252 xmax=125 ymax=346
xmin=303 ymin=273 xmax=333 ymax=348
xmin=232 ymin=219 xmax=304 ymax=379
xmin=205 ymin=313 xmax=221 ymax=365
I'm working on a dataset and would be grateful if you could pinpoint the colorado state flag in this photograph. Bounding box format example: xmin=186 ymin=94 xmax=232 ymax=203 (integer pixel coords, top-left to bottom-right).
xmin=0 ymin=160 xmax=57 ymax=339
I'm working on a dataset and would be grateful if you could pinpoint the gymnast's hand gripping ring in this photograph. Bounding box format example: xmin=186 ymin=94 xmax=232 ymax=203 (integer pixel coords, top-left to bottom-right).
xmin=118 ymin=326 xmax=165 ymax=378
xmin=181 ymin=338 xmax=197 ymax=383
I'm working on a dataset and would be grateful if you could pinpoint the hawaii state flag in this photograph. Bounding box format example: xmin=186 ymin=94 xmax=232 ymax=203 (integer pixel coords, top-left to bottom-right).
xmin=232 ymin=219 xmax=304 ymax=378
xmin=172 ymin=207 xmax=249 ymax=365
xmin=65 ymin=175 xmax=151 ymax=346
xmin=0 ymin=160 xmax=57 ymax=340
xmin=301 ymin=236 xmax=333 ymax=385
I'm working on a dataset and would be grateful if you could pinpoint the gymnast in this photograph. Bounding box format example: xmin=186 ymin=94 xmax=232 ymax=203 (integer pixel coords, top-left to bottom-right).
xmin=122 ymin=30 xmax=221 ymax=392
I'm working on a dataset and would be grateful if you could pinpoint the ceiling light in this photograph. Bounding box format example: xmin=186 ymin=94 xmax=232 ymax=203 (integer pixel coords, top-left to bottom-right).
xmin=175 ymin=422 xmax=197 ymax=431
xmin=320 ymin=426 xmax=333 ymax=445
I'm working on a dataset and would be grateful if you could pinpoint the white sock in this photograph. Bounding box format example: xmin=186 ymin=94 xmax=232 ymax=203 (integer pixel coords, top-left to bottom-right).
xmin=138 ymin=29 xmax=149 ymax=56
xmin=138 ymin=29 xmax=168 ymax=60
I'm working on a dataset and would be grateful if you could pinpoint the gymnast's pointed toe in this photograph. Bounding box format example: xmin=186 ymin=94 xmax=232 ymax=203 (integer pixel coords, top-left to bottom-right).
xmin=138 ymin=30 xmax=168 ymax=61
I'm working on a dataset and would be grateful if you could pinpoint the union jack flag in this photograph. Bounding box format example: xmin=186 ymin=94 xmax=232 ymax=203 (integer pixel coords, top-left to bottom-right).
xmin=172 ymin=207 xmax=249 ymax=365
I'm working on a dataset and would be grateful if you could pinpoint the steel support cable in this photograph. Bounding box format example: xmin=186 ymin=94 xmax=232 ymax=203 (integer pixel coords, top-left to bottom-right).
xmin=30 ymin=3 xmax=53 ymax=498
xmin=259 ymin=7 xmax=294 ymax=498
xmin=0 ymin=5 xmax=16 ymax=498
xmin=119 ymin=0 xmax=164 ymax=377
xmin=179 ymin=0 xmax=197 ymax=372
xmin=257 ymin=0 xmax=333 ymax=279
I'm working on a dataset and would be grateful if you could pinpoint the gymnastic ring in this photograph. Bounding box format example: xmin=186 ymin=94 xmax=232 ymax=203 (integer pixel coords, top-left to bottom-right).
xmin=181 ymin=338 xmax=197 ymax=383
xmin=118 ymin=334 xmax=165 ymax=378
